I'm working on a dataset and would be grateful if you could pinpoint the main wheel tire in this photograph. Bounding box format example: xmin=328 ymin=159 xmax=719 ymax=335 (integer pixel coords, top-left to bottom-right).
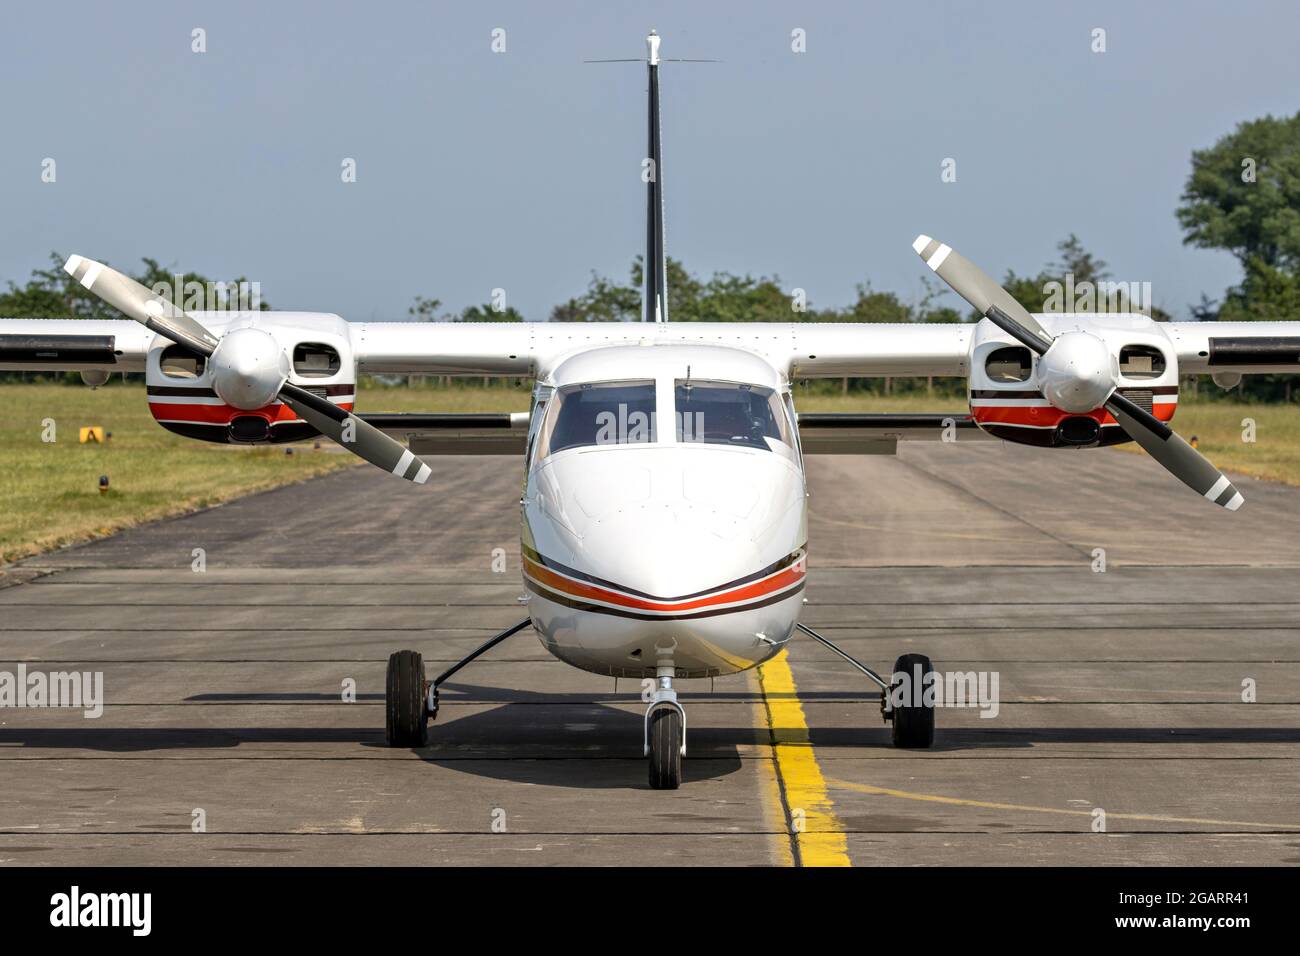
xmin=386 ymin=649 xmax=428 ymax=747
xmin=647 ymin=706 xmax=683 ymax=790
xmin=891 ymin=652 xmax=935 ymax=749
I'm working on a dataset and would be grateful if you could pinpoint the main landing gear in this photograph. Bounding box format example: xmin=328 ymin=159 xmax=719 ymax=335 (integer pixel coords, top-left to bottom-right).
xmin=796 ymin=623 xmax=935 ymax=748
xmin=645 ymin=665 xmax=686 ymax=790
xmin=385 ymin=619 xmax=532 ymax=748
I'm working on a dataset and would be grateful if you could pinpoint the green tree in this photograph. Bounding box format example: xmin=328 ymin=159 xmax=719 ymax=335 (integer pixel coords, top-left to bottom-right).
xmin=1217 ymin=257 xmax=1300 ymax=322
xmin=1177 ymin=112 xmax=1300 ymax=271
xmin=408 ymin=295 xmax=446 ymax=321
xmin=1052 ymin=233 xmax=1109 ymax=286
xmin=0 ymin=253 xmax=271 ymax=319
xmin=550 ymin=272 xmax=640 ymax=322
xmin=455 ymin=302 xmax=526 ymax=322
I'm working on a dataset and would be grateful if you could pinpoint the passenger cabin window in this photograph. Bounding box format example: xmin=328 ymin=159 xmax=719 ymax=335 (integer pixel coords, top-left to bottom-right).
xmin=985 ymin=346 xmax=1033 ymax=383
xmin=1119 ymin=345 xmax=1166 ymax=379
xmin=533 ymin=380 xmax=656 ymax=460
xmin=159 ymin=344 xmax=205 ymax=379
xmin=674 ymin=380 xmax=794 ymax=452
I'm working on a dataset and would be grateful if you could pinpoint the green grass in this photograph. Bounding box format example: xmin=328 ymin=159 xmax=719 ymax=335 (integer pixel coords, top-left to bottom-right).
xmin=0 ymin=381 xmax=532 ymax=564
xmin=2 ymin=381 xmax=1297 ymax=564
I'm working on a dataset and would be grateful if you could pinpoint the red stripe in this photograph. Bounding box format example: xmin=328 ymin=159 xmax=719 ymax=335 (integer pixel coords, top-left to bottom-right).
xmin=150 ymin=401 xmax=354 ymax=424
xmin=971 ymin=403 xmax=1175 ymax=428
xmin=523 ymin=555 xmax=805 ymax=613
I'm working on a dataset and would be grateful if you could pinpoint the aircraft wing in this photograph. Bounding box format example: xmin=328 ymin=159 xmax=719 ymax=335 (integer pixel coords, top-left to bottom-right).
xmin=9 ymin=314 xmax=1300 ymax=381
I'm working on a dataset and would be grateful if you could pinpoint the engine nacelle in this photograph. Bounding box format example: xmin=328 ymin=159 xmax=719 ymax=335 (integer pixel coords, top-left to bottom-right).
xmin=145 ymin=312 xmax=356 ymax=444
xmin=968 ymin=313 xmax=1178 ymax=448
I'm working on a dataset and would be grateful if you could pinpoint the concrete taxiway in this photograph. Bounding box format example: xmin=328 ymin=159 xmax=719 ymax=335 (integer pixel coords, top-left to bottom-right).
xmin=1 ymin=439 xmax=1298 ymax=865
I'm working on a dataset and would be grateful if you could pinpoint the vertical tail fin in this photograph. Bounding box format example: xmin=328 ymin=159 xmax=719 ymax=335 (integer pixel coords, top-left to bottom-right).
xmin=644 ymin=31 xmax=667 ymax=322
xmin=585 ymin=32 xmax=715 ymax=323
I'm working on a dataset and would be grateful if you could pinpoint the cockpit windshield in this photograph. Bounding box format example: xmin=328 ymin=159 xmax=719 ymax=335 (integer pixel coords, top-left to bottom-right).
xmin=533 ymin=379 xmax=657 ymax=460
xmin=674 ymin=380 xmax=794 ymax=452
xmin=531 ymin=376 xmax=798 ymax=463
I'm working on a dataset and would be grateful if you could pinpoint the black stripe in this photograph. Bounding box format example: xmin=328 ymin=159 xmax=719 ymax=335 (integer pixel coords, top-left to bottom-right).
xmin=1209 ymin=337 xmax=1300 ymax=366
xmin=521 ymin=543 xmax=806 ymax=603
xmin=148 ymin=385 xmax=218 ymax=397
xmin=0 ymin=333 xmax=117 ymax=364
xmin=524 ymin=577 xmax=806 ymax=621
xmin=154 ymin=420 xmax=228 ymax=442
xmin=796 ymin=413 xmax=982 ymax=429
xmin=358 ymin=413 xmax=515 ymax=429
xmin=969 ymin=390 xmax=1043 ymax=400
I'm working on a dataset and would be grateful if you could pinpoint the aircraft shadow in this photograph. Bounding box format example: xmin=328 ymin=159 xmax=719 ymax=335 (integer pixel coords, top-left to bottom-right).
xmin=1 ymin=677 xmax=1295 ymax=790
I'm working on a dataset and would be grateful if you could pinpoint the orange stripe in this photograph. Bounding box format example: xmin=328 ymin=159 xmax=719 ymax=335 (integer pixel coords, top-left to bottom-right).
xmin=523 ymin=555 xmax=805 ymax=613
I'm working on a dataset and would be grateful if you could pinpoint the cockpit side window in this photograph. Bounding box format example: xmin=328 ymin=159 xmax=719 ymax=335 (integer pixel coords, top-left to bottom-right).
xmin=533 ymin=379 xmax=657 ymax=461
xmin=674 ymin=380 xmax=795 ymax=453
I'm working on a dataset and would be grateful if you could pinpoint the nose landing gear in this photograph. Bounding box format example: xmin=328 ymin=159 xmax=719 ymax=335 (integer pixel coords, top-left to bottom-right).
xmin=645 ymin=666 xmax=686 ymax=790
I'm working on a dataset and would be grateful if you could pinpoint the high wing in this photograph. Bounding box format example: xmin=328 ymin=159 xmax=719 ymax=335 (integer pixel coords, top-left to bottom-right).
xmin=7 ymin=313 xmax=1300 ymax=380
xmin=5 ymin=237 xmax=1300 ymax=502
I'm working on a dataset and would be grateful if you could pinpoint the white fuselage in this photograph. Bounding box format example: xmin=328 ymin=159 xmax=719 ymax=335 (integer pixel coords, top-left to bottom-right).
xmin=520 ymin=344 xmax=808 ymax=679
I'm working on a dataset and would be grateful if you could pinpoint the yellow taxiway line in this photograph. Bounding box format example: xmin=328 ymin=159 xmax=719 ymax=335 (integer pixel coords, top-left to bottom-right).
xmin=827 ymin=778 xmax=1300 ymax=831
xmin=754 ymin=650 xmax=851 ymax=866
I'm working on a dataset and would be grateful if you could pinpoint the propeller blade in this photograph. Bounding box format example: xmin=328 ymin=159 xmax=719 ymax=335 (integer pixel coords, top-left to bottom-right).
xmin=278 ymin=383 xmax=431 ymax=485
xmin=1105 ymin=392 xmax=1243 ymax=510
xmin=64 ymin=255 xmax=221 ymax=356
xmin=912 ymin=236 xmax=1054 ymax=354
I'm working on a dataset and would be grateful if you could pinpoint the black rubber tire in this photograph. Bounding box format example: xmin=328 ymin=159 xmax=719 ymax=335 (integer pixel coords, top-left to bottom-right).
xmin=647 ymin=706 xmax=683 ymax=790
xmin=386 ymin=650 xmax=428 ymax=747
xmin=891 ymin=653 xmax=935 ymax=749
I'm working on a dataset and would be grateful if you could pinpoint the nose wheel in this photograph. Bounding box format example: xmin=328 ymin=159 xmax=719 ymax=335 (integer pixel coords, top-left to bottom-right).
xmin=647 ymin=705 xmax=684 ymax=789
xmin=645 ymin=668 xmax=686 ymax=789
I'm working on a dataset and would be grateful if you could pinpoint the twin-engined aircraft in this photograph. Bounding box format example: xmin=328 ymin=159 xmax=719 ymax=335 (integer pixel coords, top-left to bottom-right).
xmin=3 ymin=31 xmax=1298 ymax=788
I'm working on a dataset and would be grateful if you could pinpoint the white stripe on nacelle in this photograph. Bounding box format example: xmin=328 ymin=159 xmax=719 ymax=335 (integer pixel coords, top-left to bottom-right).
xmin=968 ymin=398 xmax=1053 ymax=408
xmin=927 ymin=244 xmax=952 ymax=270
xmin=79 ymin=261 xmax=103 ymax=290
xmin=392 ymin=449 xmax=414 ymax=477
xmin=1203 ymin=475 xmax=1230 ymax=501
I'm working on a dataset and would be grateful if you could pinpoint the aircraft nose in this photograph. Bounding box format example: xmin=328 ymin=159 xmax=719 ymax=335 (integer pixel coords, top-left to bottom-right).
xmin=580 ymin=503 xmax=762 ymax=601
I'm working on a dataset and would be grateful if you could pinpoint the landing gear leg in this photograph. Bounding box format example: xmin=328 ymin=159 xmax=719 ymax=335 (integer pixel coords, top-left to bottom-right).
xmin=645 ymin=665 xmax=685 ymax=790
xmin=384 ymin=619 xmax=531 ymax=748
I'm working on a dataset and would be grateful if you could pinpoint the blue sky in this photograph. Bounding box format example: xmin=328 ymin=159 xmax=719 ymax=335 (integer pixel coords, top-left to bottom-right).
xmin=1 ymin=0 xmax=1297 ymax=321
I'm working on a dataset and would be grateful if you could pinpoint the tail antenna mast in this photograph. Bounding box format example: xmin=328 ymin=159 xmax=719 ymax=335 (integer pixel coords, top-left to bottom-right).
xmin=584 ymin=31 xmax=717 ymax=323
